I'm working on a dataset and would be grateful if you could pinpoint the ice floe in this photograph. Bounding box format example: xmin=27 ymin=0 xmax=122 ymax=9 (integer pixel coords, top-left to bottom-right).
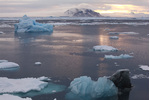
xmin=139 ymin=65 xmax=149 ymax=71
xmin=0 ymin=24 xmax=12 ymax=28
xmin=108 ymin=32 xmax=139 ymax=35
xmin=0 ymin=94 xmax=32 ymax=100
xmin=0 ymin=77 xmax=66 ymax=97
xmin=105 ymin=54 xmax=133 ymax=59
xmin=67 ymin=76 xmax=118 ymax=99
xmin=0 ymin=61 xmax=19 ymax=70
xmin=93 ymin=45 xmax=118 ymax=52
xmin=0 ymin=77 xmax=48 ymax=94
xmin=0 ymin=31 xmax=4 ymax=34
xmin=14 ymin=15 xmax=53 ymax=33
xmin=109 ymin=36 xmax=119 ymax=39
xmin=35 ymin=62 xmax=42 ymax=65
xmin=131 ymin=74 xmax=149 ymax=79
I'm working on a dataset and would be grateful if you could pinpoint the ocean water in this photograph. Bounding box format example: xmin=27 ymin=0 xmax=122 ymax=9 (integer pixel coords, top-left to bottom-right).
xmin=0 ymin=19 xmax=149 ymax=100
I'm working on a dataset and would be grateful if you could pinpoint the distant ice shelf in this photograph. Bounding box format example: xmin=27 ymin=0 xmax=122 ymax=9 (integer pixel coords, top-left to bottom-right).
xmin=105 ymin=54 xmax=133 ymax=59
xmin=14 ymin=15 xmax=53 ymax=33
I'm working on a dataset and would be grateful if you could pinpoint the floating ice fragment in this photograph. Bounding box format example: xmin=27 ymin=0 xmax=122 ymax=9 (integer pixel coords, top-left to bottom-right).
xmin=139 ymin=65 xmax=149 ymax=71
xmin=131 ymin=74 xmax=149 ymax=79
xmin=0 ymin=94 xmax=32 ymax=100
xmin=35 ymin=62 xmax=42 ymax=65
xmin=0 ymin=62 xmax=19 ymax=70
xmin=109 ymin=36 xmax=119 ymax=39
xmin=0 ymin=77 xmax=48 ymax=94
xmin=15 ymin=15 xmax=53 ymax=33
xmin=54 ymin=98 xmax=57 ymax=100
xmin=0 ymin=31 xmax=4 ymax=34
xmin=0 ymin=24 xmax=12 ymax=28
xmin=93 ymin=45 xmax=118 ymax=52
xmin=0 ymin=77 xmax=66 ymax=97
xmin=108 ymin=32 xmax=139 ymax=35
xmin=105 ymin=54 xmax=133 ymax=59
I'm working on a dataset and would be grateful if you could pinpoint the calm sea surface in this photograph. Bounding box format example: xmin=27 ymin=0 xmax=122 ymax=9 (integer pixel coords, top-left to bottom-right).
xmin=0 ymin=19 xmax=149 ymax=100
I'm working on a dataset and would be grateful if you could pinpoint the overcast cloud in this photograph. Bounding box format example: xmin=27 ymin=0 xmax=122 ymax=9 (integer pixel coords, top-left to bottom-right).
xmin=0 ymin=0 xmax=149 ymax=17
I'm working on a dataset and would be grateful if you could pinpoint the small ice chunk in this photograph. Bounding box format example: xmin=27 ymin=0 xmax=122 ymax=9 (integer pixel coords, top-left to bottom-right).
xmin=0 ymin=62 xmax=19 ymax=69
xmin=105 ymin=54 xmax=133 ymax=59
xmin=139 ymin=65 xmax=149 ymax=71
xmin=0 ymin=94 xmax=32 ymax=100
xmin=108 ymin=32 xmax=119 ymax=35
xmin=108 ymin=32 xmax=139 ymax=35
xmin=93 ymin=45 xmax=118 ymax=52
xmin=68 ymin=76 xmax=118 ymax=98
xmin=109 ymin=36 xmax=119 ymax=39
xmin=15 ymin=15 xmax=53 ymax=33
xmin=38 ymin=76 xmax=51 ymax=81
xmin=131 ymin=74 xmax=148 ymax=79
xmin=35 ymin=62 xmax=42 ymax=65
xmin=0 ymin=24 xmax=12 ymax=28
xmin=0 ymin=31 xmax=4 ymax=34
xmin=52 ymin=90 xmax=56 ymax=93
xmin=104 ymin=28 xmax=110 ymax=31
xmin=54 ymin=98 xmax=57 ymax=100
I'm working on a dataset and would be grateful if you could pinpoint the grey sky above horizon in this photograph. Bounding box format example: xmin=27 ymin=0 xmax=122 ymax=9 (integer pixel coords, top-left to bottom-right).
xmin=0 ymin=0 xmax=149 ymax=17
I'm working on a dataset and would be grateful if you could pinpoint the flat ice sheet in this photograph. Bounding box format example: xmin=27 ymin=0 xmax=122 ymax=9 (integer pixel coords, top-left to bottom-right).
xmin=0 ymin=94 xmax=32 ymax=100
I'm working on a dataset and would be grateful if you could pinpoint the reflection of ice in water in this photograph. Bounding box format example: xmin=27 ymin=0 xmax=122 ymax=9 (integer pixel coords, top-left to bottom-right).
xmin=14 ymin=32 xmax=52 ymax=43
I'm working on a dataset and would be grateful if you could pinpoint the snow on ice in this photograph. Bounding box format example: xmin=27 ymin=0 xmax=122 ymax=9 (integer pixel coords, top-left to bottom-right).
xmin=14 ymin=15 xmax=53 ymax=33
xmin=105 ymin=54 xmax=133 ymax=59
xmin=93 ymin=45 xmax=118 ymax=52
xmin=0 ymin=77 xmax=66 ymax=97
xmin=0 ymin=61 xmax=19 ymax=70
xmin=0 ymin=94 xmax=32 ymax=100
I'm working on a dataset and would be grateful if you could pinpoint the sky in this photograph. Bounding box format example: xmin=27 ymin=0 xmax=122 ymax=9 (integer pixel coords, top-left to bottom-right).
xmin=0 ymin=0 xmax=149 ymax=17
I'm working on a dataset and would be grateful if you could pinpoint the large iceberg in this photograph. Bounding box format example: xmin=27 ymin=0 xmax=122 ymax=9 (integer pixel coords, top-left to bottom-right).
xmin=67 ymin=76 xmax=118 ymax=99
xmin=105 ymin=54 xmax=133 ymax=59
xmin=66 ymin=69 xmax=132 ymax=100
xmin=14 ymin=15 xmax=53 ymax=33
xmin=0 ymin=94 xmax=32 ymax=100
xmin=93 ymin=45 xmax=118 ymax=52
